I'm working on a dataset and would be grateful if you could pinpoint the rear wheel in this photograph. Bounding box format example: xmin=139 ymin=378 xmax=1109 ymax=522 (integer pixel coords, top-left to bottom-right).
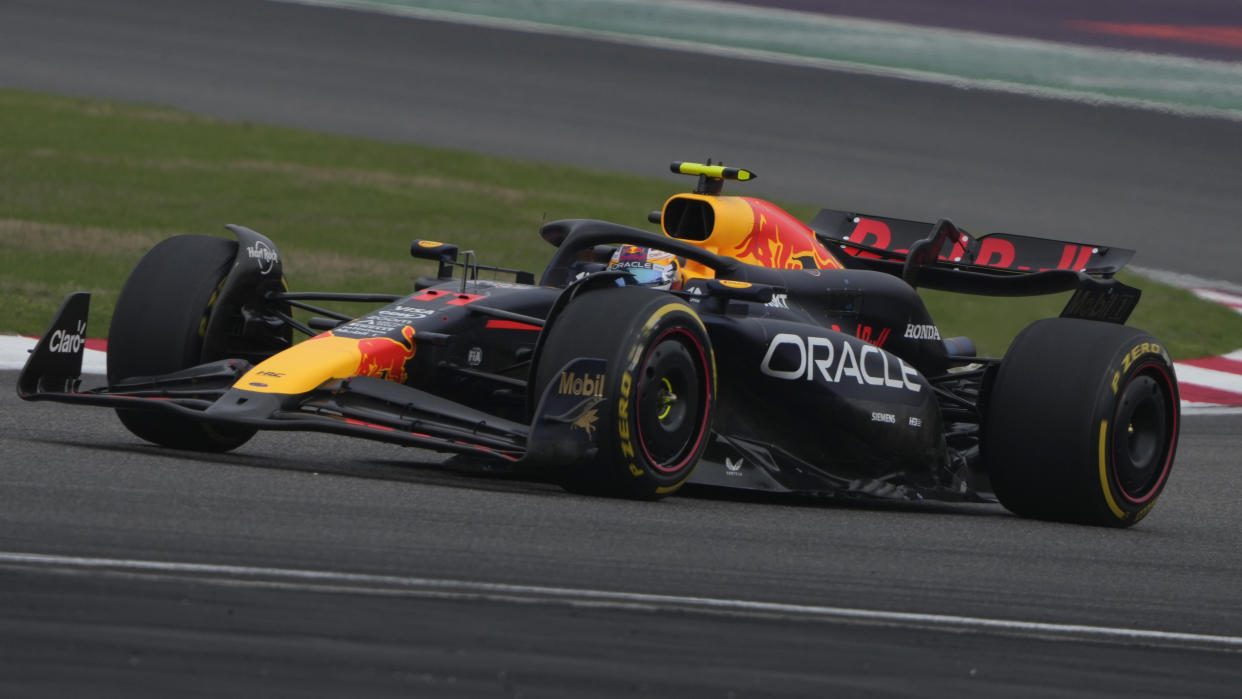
xmin=984 ymin=318 xmax=1179 ymax=527
xmin=108 ymin=235 xmax=256 ymax=451
xmin=534 ymin=286 xmax=715 ymax=499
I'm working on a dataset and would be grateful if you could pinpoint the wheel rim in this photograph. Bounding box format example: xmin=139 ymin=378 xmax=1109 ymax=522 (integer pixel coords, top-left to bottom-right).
xmin=1111 ymin=368 xmax=1176 ymax=503
xmin=636 ymin=329 xmax=709 ymax=474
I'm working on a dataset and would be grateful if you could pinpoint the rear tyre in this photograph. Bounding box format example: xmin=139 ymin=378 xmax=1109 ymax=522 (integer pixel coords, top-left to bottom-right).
xmin=108 ymin=235 xmax=256 ymax=452
xmin=984 ymin=318 xmax=1179 ymax=527
xmin=534 ymin=286 xmax=715 ymax=499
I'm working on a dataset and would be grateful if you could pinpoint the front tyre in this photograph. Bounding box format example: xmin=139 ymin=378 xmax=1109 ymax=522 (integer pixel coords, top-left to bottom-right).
xmin=108 ymin=235 xmax=256 ymax=452
xmin=534 ymin=286 xmax=716 ymax=499
xmin=984 ymin=318 xmax=1179 ymax=527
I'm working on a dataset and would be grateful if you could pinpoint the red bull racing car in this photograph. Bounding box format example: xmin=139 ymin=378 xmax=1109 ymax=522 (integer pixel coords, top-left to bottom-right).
xmin=19 ymin=162 xmax=1180 ymax=527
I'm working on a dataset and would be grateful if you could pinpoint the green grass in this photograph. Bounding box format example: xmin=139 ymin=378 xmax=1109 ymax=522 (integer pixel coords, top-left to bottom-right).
xmin=3 ymin=89 xmax=1240 ymax=359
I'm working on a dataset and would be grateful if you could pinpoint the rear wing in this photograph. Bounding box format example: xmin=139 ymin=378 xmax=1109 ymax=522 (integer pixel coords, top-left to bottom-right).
xmin=811 ymin=209 xmax=1134 ymax=276
xmin=810 ymin=209 xmax=1141 ymax=323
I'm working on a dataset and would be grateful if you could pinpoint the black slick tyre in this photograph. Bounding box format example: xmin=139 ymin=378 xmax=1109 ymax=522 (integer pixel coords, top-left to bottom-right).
xmin=534 ymin=286 xmax=715 ymax=499
xmin=984 ymin=318 xmax=1179 ymax=527
xmin=107 ymin=235 xmax=256 ymax=452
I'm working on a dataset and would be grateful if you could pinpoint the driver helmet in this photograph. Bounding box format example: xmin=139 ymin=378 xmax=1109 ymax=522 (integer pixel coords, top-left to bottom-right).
xmin=607 ymin=245 xmax=681 ymax=290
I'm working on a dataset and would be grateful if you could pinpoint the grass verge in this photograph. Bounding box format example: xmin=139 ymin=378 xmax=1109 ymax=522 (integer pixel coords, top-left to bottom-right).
xmin=3 ymin=89 xmax=1240 ymax=359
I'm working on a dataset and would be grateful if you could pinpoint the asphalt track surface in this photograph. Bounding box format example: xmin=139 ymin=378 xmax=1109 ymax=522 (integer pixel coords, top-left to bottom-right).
xmin=5 ymin=378 xmax=1242 ymax=696
xmin=3 ymin=0 xmax=1242 ymax=695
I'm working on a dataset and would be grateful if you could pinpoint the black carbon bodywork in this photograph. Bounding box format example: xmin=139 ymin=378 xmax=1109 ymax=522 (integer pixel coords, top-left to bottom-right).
xmin=22 ymin=210 xmax=1147 ymax=504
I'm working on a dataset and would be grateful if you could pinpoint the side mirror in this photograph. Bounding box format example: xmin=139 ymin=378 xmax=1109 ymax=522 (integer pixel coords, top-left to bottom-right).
xmin=411 ymin=239 xmax=459 ymax=279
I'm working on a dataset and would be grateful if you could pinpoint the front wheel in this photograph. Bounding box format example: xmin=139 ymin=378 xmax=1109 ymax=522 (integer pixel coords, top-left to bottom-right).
xmin=108 ymin=235 xmax=257 ymax=452
xmin=984 ymin=318 xmax=1179 ymax=527
xmin=533 ymin=286 xmax=716 ymax=499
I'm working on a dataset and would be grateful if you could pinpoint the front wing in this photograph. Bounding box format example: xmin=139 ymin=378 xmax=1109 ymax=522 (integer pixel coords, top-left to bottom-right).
xmin=19 ymin=293 xmax=528 ymax=462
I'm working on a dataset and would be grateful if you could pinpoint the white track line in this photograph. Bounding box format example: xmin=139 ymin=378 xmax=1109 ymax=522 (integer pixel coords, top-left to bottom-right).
xmin=1182 ymin=404 xmax=1242 ymax=416
xmin=1174 ymin=364 xmax=1242 ymax=395
xmin=1191 ymin=288 xmax=1242 ymax=312
xmin=2 ymin=550 xmax=1239 ymax=652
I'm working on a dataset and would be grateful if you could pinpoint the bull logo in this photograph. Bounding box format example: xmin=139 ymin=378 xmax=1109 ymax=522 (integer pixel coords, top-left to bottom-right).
xmin=733 ymin=199 xmax=841 ymax=270
xmin=356 ymin=325 xmax=417 ymax=384
xmin=571 ymin=407 xmax=599 ymax=438
xmin=616 ymin=245 xmax=647 ymax=263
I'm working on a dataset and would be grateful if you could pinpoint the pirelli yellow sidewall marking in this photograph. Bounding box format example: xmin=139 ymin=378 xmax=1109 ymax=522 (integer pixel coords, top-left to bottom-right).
xmin=646 ymin=303 xmax=706 ymax=334
xmin=200 ymin=277 xmax=226 ymax=339
xmin=1114 ymin=342 xmax=1167 ymax=394
xmin=655 ymin=482 xmax=686 ymax=495
xmin=1103 ymin=342 xmax=1172 ymax=521
xmin=618 ymin=371 xmax=635 ymax=460
xmin=619 ymin=303 xmax=710 ymax=484
xmin=1098 ymin=419 xmax=1126 ymax=520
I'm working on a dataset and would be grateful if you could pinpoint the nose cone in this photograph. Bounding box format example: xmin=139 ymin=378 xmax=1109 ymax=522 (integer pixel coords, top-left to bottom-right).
xmin=237 ymin=327 xmax=417 ymax=394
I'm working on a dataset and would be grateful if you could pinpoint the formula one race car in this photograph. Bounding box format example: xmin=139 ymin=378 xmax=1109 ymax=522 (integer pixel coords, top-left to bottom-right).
xmin=19 ymin=162 xmax=1180 ymax=527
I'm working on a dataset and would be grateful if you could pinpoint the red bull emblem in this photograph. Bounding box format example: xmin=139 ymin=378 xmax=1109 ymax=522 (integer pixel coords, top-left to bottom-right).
xmin=617 ymin=244 xmax=648 ymax=263
xmin=356 ymin=326 xmax=417 ymax=384
xmin=734 ymin=198 xmax=842 ymax=270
